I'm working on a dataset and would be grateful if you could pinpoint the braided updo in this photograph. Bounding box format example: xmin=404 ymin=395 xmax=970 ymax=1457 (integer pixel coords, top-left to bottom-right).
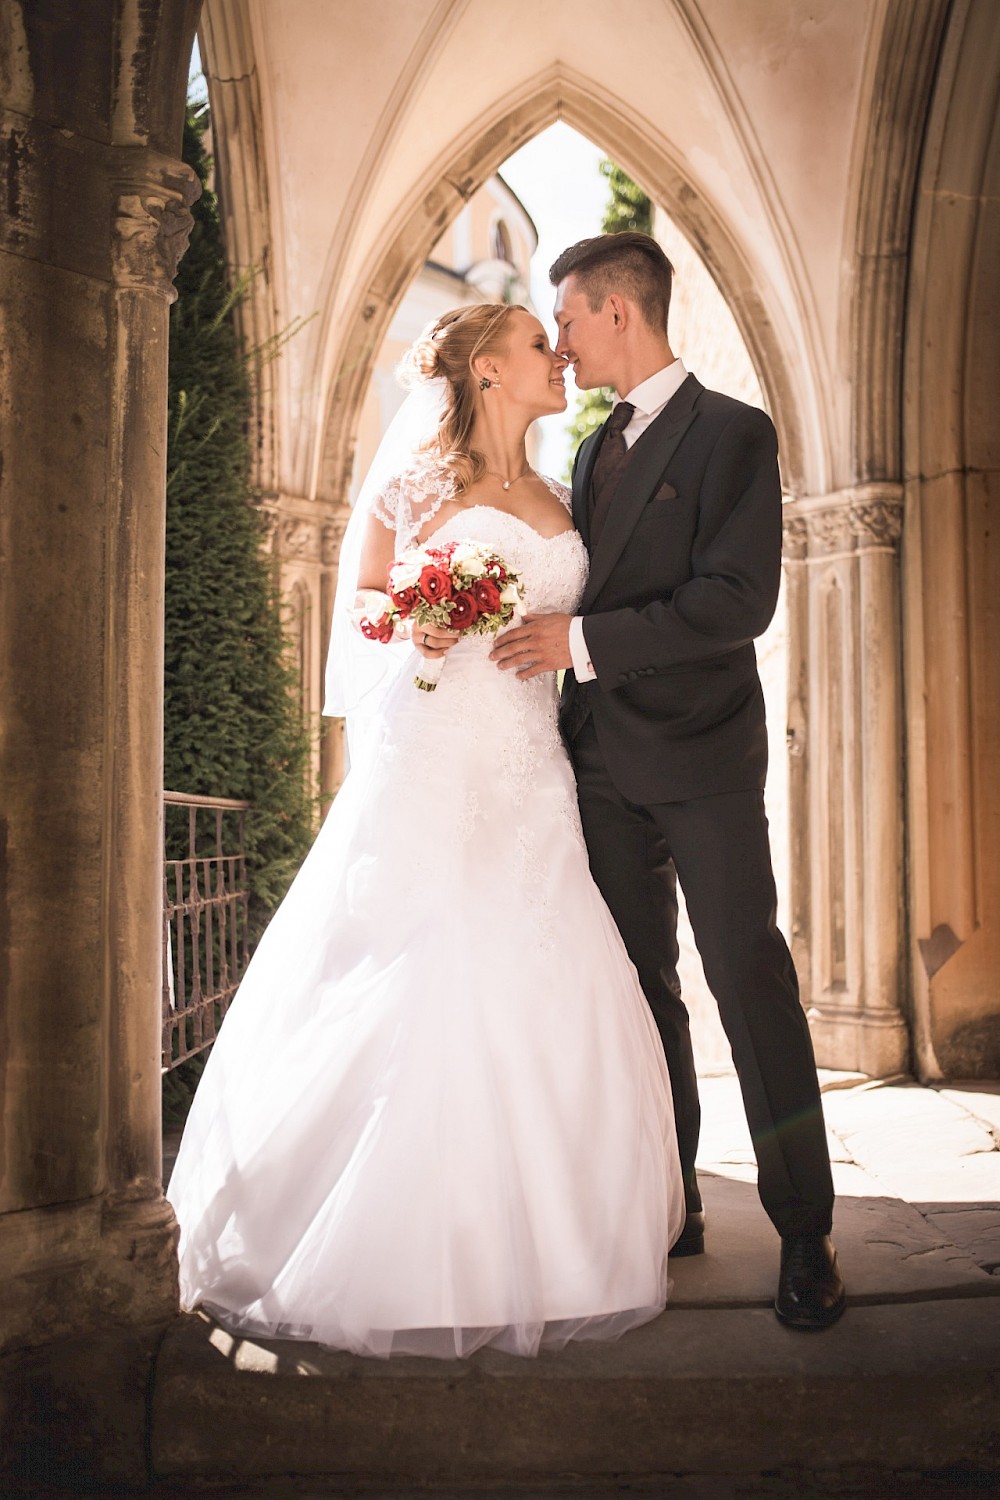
xmin=398 ymin=303 xmax=519 ymax=493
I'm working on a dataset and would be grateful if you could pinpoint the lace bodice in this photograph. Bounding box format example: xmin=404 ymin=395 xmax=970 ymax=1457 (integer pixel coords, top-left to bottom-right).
xmin=372 ymin=457 xmax=585 ymax=602
xmin=369 ymin=459 xmax=588 ymax=668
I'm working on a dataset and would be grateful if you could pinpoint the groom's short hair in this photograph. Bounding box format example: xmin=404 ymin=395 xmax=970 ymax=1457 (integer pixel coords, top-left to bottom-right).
xmin=549 ymin=232 xmax=673 ymax=334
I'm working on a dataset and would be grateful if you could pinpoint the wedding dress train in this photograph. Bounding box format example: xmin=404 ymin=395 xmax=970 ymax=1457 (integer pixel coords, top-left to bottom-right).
xmin=167 ymin=481 xmax=684 ymax=1359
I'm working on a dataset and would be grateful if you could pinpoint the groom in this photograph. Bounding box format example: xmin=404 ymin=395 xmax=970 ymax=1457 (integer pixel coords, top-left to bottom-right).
xmin=492 ymin=231 xmax=845 ymax=1330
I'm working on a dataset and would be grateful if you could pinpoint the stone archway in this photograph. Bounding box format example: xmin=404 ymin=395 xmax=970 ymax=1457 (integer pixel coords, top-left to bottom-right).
xmin=313 ymin=71 xmax=818 ymax=507
xmin=196 ymin=12 xmax=830 ymax=827
xmin=196 ymin=13 xmax=928 ymax=1081
xmin=298 ymin=67 xmax=918 ymax=1079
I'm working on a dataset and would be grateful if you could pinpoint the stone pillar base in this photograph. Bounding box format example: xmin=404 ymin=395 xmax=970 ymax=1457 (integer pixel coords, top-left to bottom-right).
xmin=808 ymin=1006 xmax=910 ymax=1079
xmin=0 ymin=1193 xmax=179 ymax=1355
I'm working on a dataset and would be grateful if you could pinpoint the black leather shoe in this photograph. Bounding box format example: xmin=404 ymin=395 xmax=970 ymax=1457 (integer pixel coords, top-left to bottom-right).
xmin=671 ymin=1210 xmax=706 ymax=1258
xmin=774 ymin=1233 xmax=846 ymax=1330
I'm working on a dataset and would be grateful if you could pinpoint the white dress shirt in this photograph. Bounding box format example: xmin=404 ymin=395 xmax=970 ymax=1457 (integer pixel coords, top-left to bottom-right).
xmin=569 ymin=359 xmax=689 ymax=683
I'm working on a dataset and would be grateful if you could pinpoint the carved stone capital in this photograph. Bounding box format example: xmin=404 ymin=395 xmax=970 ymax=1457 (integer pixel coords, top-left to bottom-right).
xmin=783 ymin=485 xmax=904 ymax=562
xmin=782 ymin=514 xmax=808 ymax=560
xmin=849 ymin=496 xmax=904 ymax=548
xmin=279 ymin=518 xmax=320 ymax=560
xmin=807 ymin=507 xmax=852 ymax=554
xmin=111 ymin=149 xmax=201 ymax=303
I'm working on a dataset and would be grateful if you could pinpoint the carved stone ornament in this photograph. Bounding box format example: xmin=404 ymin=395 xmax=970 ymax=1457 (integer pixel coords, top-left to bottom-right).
xmin=279 ymin=518 xmax=320 ymax=560
xmin=784 ymin=486 xmax=904 ymax=561
xmin=806 ymin=507 xmax=852 ymax=554
xmin=848 ymin=498 xmax=904 ymax=548
xmin=111 ymin=150 xmax=200 ymax=303
xmin=782 ymin=515 xmax=809 ymax=560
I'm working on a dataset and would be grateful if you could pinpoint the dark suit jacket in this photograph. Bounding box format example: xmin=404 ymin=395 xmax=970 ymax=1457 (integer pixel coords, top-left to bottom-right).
xmin=560 ymin=373 xmax=782 ymax=805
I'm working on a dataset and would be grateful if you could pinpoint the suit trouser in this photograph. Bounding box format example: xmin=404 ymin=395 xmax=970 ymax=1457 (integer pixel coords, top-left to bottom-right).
xmin=571 ymin=717 xmax=834 ymax=1238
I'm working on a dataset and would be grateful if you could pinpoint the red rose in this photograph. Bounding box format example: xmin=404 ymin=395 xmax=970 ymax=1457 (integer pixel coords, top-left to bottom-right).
xmin=418 ymin=565 xmax=453 ymax=603
xmin=448 ymin=590 xmax=480 ymax=631
xmin=361 ymin=615 xmax=395 ymax=644
xmin=391 ymin=585 xmax=419 ymax=616
xmin=471 ymin=577 xmax=502 ymax=614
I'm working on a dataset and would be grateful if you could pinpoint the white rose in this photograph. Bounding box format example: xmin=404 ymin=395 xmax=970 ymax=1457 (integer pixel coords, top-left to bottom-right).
xmin=450 ymin=541 xmax=486 ymax=572
xmin=351 ymin=589 xmax=392 ymax=627
xmin=389 ymin=560 xmax=421 ymax=591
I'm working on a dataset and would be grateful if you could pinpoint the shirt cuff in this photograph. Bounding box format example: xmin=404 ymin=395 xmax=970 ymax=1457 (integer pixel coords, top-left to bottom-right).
xmin=569 ymin=616 xmax=597 ymax=682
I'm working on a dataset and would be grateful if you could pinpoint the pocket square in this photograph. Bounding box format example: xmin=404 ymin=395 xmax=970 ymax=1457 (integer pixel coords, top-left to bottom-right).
xmin=651 ymin=481 xmax=679 ymax=502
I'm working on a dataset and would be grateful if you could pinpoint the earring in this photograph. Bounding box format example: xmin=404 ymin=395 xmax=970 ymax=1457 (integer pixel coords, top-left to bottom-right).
xmin=478 ymin=376 xmax=496 ymax=391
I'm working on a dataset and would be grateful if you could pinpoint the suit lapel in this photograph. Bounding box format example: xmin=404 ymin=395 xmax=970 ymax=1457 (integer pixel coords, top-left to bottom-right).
xmin=571 ymin=426 xmax=604 ymax=545
xmin=580 ymin=375 xmax=702 ymax=611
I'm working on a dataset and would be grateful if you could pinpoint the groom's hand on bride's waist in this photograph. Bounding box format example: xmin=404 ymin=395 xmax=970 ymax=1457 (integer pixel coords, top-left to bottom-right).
xmin=490 ymin=614 xmax=573 ymax=679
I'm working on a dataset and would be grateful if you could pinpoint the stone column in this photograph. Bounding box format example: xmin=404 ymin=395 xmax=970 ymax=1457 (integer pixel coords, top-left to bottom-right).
xmin=781 ymin=515 xmax=812 ymax=1007
xmin=0 ymin=125 xmax=198 ymax=1349
xmin=782 ymin=485 xmax=909 ymax=1078
xmin=259 ymin=496 xmax=351 ymax=799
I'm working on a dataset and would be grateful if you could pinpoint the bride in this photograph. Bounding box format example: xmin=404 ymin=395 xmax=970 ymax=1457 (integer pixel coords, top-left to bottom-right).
xmin=166 ymin=302 xmax=684 ymax=1359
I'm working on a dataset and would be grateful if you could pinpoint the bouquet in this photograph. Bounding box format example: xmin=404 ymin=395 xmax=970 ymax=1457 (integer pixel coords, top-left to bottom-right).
xmin=355 ymin=539 xmax=525 ymax=691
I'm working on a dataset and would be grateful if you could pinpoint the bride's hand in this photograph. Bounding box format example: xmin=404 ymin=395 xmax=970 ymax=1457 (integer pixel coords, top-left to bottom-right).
xmin=414 ymin=623 xmax=458 ymax=659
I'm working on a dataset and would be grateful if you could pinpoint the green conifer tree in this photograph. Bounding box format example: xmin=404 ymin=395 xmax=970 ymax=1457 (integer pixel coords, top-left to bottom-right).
xmin=564 ymin=160 xmax=654 ymax=476
xmin=165 ymin=105 xmax=314 ymax=944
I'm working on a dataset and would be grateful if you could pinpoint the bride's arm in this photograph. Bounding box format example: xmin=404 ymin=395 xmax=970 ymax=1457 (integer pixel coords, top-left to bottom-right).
xmin=356 ymin=510 xmax=396 ymax=593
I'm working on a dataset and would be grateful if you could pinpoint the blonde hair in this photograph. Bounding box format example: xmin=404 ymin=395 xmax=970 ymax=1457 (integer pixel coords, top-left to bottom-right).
xmin=399 ymin=303 xmax=519 ymax=493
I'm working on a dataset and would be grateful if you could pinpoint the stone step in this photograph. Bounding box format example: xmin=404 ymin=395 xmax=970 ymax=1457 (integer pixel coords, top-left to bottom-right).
xmin=151 ymin=1298 xmax=1000 ymax=1487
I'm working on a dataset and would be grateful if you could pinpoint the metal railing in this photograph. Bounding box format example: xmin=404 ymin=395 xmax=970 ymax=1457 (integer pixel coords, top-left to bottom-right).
xmin=162 ymin=791 xmax=251 ymax=1071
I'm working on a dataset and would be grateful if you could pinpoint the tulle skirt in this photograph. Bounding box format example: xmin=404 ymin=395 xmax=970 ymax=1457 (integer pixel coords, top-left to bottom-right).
xmin=167 ymin=653 xmax=684 ymax=1358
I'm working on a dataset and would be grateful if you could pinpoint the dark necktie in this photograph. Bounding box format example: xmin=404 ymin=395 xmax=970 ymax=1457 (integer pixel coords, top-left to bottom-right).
xmin=588 ymin=401 xmax=635 ymax=547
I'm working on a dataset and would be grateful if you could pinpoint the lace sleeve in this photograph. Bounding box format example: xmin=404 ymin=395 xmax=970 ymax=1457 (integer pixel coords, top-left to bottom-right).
xmin=541 ymin=474 xmax=573 ymax=514
xmin=389 ymin=457 xmax=459 ymax=552
xmin=370 ymin=473 xmax=402 ymax=530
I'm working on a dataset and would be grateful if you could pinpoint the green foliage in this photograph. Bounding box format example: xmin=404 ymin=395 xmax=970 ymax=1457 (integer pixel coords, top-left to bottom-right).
xmin=162 ymin=1053 xmax=208 ymax=1128
xmin=564 ymin=388 xmax=615 ymax=480
xmin=165 ymin=105 xmax=315 ymax=944
xmin=598 ymin=159 xmax=654 ymax=237
xmin=563 ymin=159 xmax=653 ymax=478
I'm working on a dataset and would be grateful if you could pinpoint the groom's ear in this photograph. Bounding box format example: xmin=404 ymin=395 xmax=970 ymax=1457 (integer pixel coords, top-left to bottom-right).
xmin=607 ymin=293 xmax=629 ymax=329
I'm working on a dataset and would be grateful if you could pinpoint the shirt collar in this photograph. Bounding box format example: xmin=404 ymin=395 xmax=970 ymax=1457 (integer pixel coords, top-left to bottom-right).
xmin=614 ymin=358 xmax=688 ymax=420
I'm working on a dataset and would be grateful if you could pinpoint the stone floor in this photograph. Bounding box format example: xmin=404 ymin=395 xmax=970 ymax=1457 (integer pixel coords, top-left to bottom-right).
xmin=142 ymin=1073 xmax=1000 ymax=1497
xmin=19 ymin=1472 xmax=1000 ymax=1498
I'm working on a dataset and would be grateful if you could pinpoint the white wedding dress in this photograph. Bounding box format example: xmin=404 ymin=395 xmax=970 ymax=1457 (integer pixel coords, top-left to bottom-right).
xmin=167 ymin=465 xmax=684 ymax=1359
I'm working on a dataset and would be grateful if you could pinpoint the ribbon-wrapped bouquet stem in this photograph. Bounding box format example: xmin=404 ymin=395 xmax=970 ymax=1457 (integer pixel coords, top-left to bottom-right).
xmin=355 ymin=539 xmax=525 ymax=691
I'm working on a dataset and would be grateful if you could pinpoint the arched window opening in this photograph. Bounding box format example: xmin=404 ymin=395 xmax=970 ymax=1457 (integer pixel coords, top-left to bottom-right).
xmin=490 ymin=216 xmax=514 ymax=263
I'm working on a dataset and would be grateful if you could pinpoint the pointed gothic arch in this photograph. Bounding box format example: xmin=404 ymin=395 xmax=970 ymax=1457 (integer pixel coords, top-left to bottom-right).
xmin=311 ymin=71 xmax=819 ymax=508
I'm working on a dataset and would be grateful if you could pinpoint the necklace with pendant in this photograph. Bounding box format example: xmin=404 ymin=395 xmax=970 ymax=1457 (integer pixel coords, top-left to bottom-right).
xmin=486 ymin=467 xmax=533 ymax=492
